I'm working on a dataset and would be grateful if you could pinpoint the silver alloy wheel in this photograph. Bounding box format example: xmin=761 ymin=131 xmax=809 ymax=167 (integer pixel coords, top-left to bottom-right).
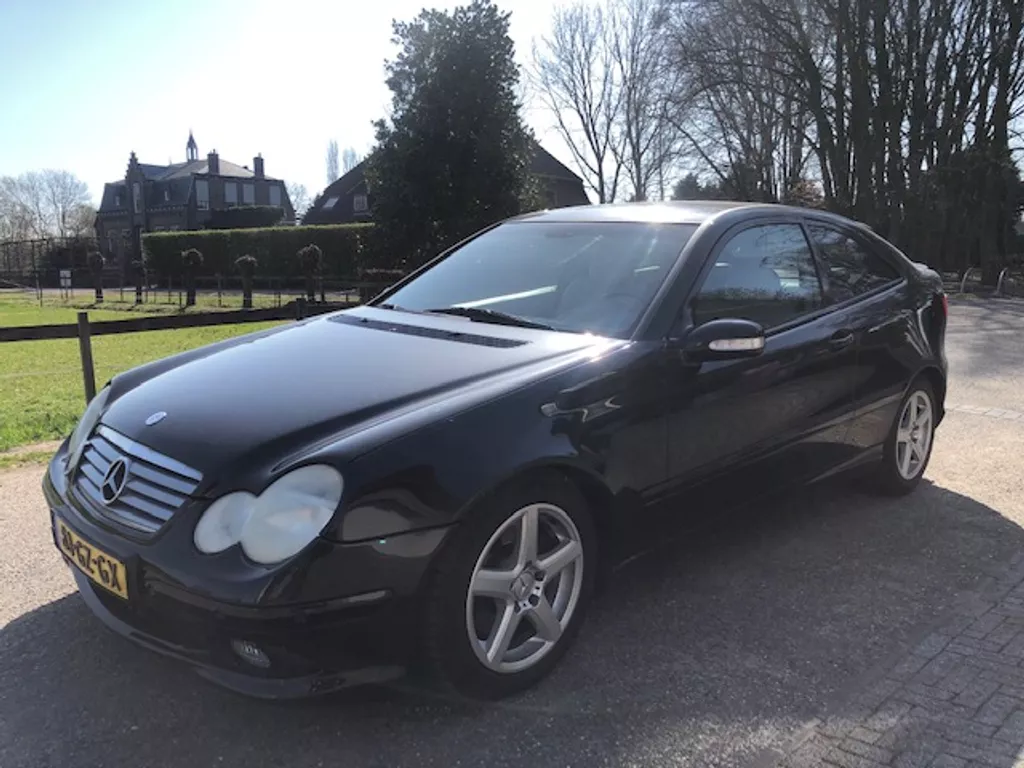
xmin=465 ymin=503 xmax=584 ymax=674
xmin=895 ymin=389 xmax=934 ymax=480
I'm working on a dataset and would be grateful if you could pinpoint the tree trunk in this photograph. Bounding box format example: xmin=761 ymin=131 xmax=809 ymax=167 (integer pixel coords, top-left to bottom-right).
xmin=134 ymin=265 xmax=144 ymax=304
xmin=185 ymin=273 xmax=196 ymax=306
xmin=242 ymin=276 xmax=253 ymax=309
xmin=305 ymin=274 xmax=315 ymax=303
xmin=92 ymin=270 xmax=103 ymax=303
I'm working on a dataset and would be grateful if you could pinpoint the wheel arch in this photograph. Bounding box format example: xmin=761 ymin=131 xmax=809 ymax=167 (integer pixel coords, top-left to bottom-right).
xmin=910 ymin=364 xmax=947 ymax=423
xmin=438 ymin=458 xmax=618 ymax=588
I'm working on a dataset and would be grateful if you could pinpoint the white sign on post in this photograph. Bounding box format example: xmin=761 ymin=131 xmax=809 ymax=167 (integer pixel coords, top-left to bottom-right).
xmin=59 ymin=269 xmax=72 ymax=289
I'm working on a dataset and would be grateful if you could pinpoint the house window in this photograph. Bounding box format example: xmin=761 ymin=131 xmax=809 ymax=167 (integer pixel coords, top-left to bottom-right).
xmin=163 ymin=188 xmax=171 ymax=203
xmin=353 ymin=194 xmax=368 ymax=213
xmin=269 ymin=185 xmax=281 ymax=206
xmin=322 ymin=196 xmax=339 ymax=210
xmin=196 ymin=179 xmax=209 ymax=210
xmin=225 ymin=182 xmax=238 ymax=205
xmin=114 ymin=191 xmax=123 ymax=207
xmin=132 ymin=182 xmax=142 ymax=213
xmin=243 ymin=183 xmax=255 ymax=204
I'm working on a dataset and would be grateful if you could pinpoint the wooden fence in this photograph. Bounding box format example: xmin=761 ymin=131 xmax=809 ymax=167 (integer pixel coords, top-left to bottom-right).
xmin=0 ymin=298 xmax=353 ymax=404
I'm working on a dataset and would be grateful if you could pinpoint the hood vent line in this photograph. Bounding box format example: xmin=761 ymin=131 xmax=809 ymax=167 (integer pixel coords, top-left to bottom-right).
xmin=329 ymin=315 xmax=529 ymax=348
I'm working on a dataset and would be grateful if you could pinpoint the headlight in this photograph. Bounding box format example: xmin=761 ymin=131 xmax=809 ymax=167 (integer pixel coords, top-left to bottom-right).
xmin=66 ymin=386 xmax=111 ymax=470
xmin=193 ymin=465 xmax=344 ymax=565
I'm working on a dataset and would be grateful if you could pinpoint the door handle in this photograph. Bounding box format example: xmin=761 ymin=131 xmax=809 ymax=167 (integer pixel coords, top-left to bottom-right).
xmin=829 ymin=330 xmax=855 ymax=350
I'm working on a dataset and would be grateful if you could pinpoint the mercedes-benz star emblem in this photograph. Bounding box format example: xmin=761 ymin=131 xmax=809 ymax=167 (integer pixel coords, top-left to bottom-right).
xmin=145 ymin=411 xmax=167 ymax=426
xmin=100 ymin=458 xmax=130 ymax=505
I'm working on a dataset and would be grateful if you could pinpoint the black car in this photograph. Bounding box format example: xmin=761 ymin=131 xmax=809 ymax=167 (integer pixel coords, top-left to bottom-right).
xmin=44 ymin=201 xmax=947 ymax=700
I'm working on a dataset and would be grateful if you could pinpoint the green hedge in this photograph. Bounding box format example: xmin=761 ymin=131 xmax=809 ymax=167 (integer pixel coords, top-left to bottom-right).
xmin=142 ymin=224 xmax=374 ymax=277
xmin=206 ymin=205 xmax=285 ymax=230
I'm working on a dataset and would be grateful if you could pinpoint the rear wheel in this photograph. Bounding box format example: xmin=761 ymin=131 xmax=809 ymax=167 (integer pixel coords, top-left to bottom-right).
xmin=871 ymin=379 xmax=936 ymax=495
xmin=421 ymin=473 xmax=596 ymax=699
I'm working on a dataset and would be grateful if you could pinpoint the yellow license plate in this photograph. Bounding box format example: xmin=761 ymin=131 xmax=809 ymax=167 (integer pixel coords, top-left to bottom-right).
xmin=57 ymin=520 xmax=129 ymax=600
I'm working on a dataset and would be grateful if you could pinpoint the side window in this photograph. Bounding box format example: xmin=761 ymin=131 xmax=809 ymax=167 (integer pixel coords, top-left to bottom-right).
xmin=692 ymin=223 xmax=822 ymax=329
xmin=806 ymin=224 xmax=900 ymax=302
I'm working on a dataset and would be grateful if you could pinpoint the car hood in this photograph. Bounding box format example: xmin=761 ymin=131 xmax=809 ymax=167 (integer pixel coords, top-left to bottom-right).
xmin=100 ymin=307 xmax=614 ymax=480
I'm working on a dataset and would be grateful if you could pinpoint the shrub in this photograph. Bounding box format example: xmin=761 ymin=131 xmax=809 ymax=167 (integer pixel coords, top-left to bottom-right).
xmin=234 ymin=254 xmax=258 ymax=276
xmin=143 ymin=224 xmax=373 ymax=278
xmin=297 ymin=243 xmax=323 ymax=274
xmin=181 ymin=248 xmax=204 ymax=270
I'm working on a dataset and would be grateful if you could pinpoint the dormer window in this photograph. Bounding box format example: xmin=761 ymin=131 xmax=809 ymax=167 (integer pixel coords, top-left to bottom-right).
xmin=114 ymin=191 xmax=123 ymax=207
xmin=163 ymin=189 xmax=171 ymax=203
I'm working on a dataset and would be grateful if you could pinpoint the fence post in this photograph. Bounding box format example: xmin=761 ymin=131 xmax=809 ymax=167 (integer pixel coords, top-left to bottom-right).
xmin=295 ymin=297 xmax=306 ymax=320
xmin=77 ymin=312 xmax=97 ymax=404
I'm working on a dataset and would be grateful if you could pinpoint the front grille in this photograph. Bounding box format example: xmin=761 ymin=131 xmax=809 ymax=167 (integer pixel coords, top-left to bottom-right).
xmin=72 ymin=425 xmax=202 ymax=537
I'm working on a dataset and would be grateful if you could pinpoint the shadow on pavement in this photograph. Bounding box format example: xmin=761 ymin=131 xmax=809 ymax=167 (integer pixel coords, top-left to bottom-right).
xmin=3 ymin=479 xmax=1023 ymax=768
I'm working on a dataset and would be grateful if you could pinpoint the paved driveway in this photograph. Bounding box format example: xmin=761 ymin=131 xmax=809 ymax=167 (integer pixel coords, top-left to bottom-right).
xmin=2 ymin=298 xmax=1023 ymax=768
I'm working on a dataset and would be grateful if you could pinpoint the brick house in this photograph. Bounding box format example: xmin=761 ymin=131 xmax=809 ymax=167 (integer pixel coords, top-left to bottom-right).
xmin=303 ymin=140 xmax=590 ymax=225
xmin=94 ymin=132 xmax=294 ymax=267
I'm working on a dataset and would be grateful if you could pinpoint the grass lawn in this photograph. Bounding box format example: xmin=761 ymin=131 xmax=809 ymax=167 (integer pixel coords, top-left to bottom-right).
xmin=1 ymin=291 xmax=284 ymax=451
xmin=0 ymin=288 xmax=289 ymax=327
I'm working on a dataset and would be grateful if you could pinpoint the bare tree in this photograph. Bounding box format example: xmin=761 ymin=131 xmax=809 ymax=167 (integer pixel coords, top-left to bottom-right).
xmin=287 ymin=182 xmax=312 ymax=219
xmin=667 ymin=0 xmax=813 ymax=202
xmin=43 ymin=170 xmax=91 ymax=238
xmin=532 ymin=0 xmax=682 ymax=203
xmin=0 ymin=170 xmax=92 ymax=240
xmin=532 ymin=2 xmax=623 ymax=202
xmin=341 ymin=147 xmax=360 ymax=174
xmin=607 ymin=0 xmax=681 ymax=201
xmin=664 ymin=0 xmax=1024 ymax=277
xmin=67 ymin=203 xmax=97 ymax=238
xmin=326 ymin=140 xmax=340 ymax=184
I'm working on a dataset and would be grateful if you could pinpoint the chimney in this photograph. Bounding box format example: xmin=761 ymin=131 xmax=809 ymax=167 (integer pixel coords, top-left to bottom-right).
xmin=207 ymin=150 xmax=220 ymax=175
xmin=254 ymin=154 xmax=264 ymax=178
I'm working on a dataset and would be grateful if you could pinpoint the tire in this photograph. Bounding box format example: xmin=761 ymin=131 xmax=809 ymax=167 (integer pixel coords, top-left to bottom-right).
xmin=421 ymin=472 xmax=597 ymax=700
xmin=871 ymin=378 xmax=937 ymax=496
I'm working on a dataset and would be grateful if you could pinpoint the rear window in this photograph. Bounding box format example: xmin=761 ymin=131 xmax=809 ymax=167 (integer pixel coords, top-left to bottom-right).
xmin=806 ymin=224 xmax=901 ymax=302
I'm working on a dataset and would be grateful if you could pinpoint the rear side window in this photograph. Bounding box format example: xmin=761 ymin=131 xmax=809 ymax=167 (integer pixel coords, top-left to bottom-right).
xmin=692 ymin=223 xmax=823 ymax=329
xmin=806 ymin=224 xmax=900 ymax=302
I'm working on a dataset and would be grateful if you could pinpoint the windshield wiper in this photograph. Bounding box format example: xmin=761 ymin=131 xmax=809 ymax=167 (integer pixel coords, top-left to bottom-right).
xmin=423 ymin=306 xmax=555 ymax=331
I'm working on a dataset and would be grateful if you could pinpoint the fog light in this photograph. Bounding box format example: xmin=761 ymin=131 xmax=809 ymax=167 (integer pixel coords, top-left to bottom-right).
xmin=231 ymin=639 xmax=271 ymax=669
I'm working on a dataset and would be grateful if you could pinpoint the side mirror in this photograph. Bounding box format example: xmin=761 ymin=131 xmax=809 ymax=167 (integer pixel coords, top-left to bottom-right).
xmin=676 ymin=318 xmax=766 ymax=362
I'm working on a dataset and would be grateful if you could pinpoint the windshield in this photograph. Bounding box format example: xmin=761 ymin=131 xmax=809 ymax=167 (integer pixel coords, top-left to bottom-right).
xmin=379 ymin=221 xmax=697 ymax=338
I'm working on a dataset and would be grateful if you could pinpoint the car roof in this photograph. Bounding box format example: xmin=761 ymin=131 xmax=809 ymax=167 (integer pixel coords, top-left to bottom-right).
xmin=510 ymin=200 xmax=866 ymax=229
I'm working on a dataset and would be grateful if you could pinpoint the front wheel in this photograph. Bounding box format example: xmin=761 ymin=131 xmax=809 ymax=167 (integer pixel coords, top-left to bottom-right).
xmin=871 ymin=379 xmax=937 ymax=495
xmin=421 ymin=473 xmax=596 ymax=699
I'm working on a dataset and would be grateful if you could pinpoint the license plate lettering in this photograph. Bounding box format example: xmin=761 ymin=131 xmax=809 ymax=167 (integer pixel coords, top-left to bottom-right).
xmin=56 ymin=520 xmax=129 ymax=600
xmin=74 ymin=541 xmax=94 ymax=574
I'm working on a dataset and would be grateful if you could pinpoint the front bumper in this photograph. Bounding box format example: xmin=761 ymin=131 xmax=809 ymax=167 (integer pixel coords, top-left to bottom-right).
xmin=43 ymin=465 xmax=449 ymax=699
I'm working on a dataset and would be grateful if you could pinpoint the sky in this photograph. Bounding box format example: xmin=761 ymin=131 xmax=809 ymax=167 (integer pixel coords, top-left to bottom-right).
xmin=0 ymin=0 xmax=585 ymax=207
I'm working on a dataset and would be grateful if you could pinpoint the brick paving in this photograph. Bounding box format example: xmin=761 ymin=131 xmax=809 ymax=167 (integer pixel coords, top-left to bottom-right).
xmin=776 ymin=554 xmax=1024 ymax=768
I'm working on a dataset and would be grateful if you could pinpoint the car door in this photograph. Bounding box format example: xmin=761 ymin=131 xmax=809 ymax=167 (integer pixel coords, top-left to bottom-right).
xmin=803 ymin=220 xmax=913 ymax=451
xmin=657 ymin=219 xmax=867 ymax=512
